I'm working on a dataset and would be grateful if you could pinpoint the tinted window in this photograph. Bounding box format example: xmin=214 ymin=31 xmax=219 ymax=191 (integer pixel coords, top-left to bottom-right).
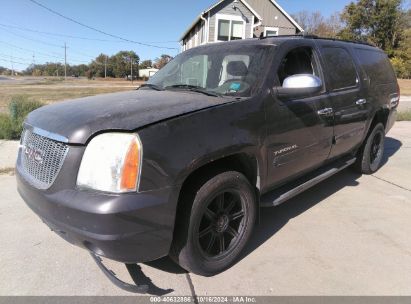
xmin=355 ymin=48 xmax=396 ymax=85
xmin=321 ymin=47 xmax=358 ymax=90
xmin=277 ymin=47 xmax=322 ymax=86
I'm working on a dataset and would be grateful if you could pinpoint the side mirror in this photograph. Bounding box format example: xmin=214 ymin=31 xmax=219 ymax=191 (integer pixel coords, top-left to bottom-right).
xmin=275 ymin=74 xmax=323 ymax=99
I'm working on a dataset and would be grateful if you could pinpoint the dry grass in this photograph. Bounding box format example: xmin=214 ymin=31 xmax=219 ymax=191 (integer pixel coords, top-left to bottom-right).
xmin=398 ymin=79 xmax=411 ymax=96
xmin=0 ymin=167 xmax=14 ymax=175
xmin=0 ymin=77 xmax=143 ymax=113
xmin=397 ymin=110 xmax=411 ymax=121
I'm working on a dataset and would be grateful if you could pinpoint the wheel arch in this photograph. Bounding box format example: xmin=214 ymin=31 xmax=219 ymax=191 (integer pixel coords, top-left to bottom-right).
xmin=368 ymin=107 xmax=390 ymax=136
xmin=171 ymin=153 xmax=261 ymax=246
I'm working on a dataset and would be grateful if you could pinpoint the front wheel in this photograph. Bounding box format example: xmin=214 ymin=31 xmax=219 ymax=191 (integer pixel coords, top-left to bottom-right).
xmin=171 ymin=171 xmax=256 ymax=276
xmin=354 ymin=123 xmax=385 ymax=174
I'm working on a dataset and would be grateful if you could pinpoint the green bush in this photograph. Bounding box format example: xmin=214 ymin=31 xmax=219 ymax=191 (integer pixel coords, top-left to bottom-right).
xmin=391 ymin=57 xmax=411 ymax=79
xmin=0 ymin=113 xmax=17 ymax=140
xmin=397 ymin=111 xmax=411 ymax=121
xmin=0 ymin=96 xmax=44 ymax=140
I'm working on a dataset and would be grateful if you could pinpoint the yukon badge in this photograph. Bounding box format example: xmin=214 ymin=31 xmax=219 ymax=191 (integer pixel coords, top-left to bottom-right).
xmin=24 ymin=145 xmax=44 ymax=165
xmin=273 ymin=144 xmax=298 ymax=157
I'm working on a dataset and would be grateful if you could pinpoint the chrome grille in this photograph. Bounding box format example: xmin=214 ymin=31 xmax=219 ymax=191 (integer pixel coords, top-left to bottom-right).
xmin=20 ymin=128 xmax=69 ymax=189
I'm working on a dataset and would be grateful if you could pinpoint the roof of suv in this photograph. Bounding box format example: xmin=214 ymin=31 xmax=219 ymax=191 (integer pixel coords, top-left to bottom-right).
xmin=193 ymin=35 xmax=379 ymax=51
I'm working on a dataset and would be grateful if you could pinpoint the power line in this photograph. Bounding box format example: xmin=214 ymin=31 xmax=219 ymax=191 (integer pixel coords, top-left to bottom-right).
xmin=28 ymin=0 xmax=179 ymax=50
xmin=0 ymin=40 xmax=62 ymax=59
xmin=0 ymin=40 xmax=94 ymax=64
xmin=0 ymin=26 xmax=117 ymax=61
xmin=0 ymin=27 xmax=64 ymax=49
xmin=0 ymin=23 xmax=123 ymax=42
xmin=0 ymin=57 xmax=32 ymax=66
xmin=0 ymin=22 xmax=179 ymax=44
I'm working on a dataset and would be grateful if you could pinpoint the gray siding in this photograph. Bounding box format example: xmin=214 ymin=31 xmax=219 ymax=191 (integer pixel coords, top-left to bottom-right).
xmin=182 ymin=0 xmax=302 ymax=50
xmin=183 ymin=21 xmax=206 ymax=50
xmin=208 ymin=0 xmax=254 ymax=42
xmin=245 ymin=0 xmax=299 ymax=36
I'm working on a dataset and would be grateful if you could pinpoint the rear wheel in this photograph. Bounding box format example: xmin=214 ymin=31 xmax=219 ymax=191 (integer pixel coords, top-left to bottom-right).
xmin=354 ymin=123 xmax=385 ymax=174
xmin=171 ymin=171 xmax=256 ymax=276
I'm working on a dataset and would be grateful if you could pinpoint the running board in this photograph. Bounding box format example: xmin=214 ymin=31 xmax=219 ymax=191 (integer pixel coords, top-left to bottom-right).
xmin=260 ymin=157 xmax=356 ymax=207
xmin=90 ymin=252 xmax=149 ymax=293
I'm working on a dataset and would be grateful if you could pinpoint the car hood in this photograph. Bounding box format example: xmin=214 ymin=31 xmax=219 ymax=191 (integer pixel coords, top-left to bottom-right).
xmin=26 ymin=89 xmax=232 ymax=144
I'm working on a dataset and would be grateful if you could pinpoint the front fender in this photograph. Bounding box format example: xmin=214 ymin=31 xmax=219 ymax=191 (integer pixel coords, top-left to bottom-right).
xmin=137 ymin=97 xmax=266 ymax=192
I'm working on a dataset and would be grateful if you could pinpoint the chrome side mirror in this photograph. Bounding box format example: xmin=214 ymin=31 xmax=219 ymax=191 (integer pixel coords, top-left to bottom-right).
xmin=275 ymin=74 xmax=323 ymax=99
xmin=283 ymin=74 xmax=322 ymax=89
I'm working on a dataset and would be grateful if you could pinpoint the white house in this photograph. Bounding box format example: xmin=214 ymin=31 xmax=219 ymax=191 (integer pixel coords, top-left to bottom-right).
xmin=139 ymin=68 xmax=159 ymax=78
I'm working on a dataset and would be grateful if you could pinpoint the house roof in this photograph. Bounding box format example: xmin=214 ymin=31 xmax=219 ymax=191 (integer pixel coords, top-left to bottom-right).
xmin=269 ymin=0 xmax=304 ymax=32
xmin=180 ymin=0 xmax=262 ymax=41
xmin=180 ymin=0 xmax=304 ymax=41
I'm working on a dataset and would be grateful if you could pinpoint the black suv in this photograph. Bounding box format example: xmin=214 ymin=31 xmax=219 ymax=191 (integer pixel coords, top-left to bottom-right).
xmin=16 ymin=36 xmax=399 ymax=291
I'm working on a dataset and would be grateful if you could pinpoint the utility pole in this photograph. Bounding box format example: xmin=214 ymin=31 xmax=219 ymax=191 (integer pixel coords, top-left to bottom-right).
xmin=104 ymin=55 xmax=107 ymax=78
xmin=64 ymin=42 xmax=67 ymax=80
xmin=130 ymin=56 xmax=133 ymax=84
xmin=10 ymin=55 xmax=14 ymax=77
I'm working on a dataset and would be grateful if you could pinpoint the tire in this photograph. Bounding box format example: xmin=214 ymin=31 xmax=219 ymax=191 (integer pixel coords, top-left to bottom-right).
xmin=171 ymin=171 xmax=256 ymax=276
xmin=354 ymin=123 xmax=385 ymax=174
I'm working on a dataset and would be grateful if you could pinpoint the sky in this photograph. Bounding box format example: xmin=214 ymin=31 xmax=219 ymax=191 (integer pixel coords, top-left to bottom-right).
xmin=0 ymin=0 xmax=351 ymax=71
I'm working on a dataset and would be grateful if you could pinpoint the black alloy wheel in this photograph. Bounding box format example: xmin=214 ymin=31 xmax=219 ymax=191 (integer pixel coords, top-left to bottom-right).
xmin=171 ymin=171 xmax=256 ymax=276
xmin=354 ymin=123 xmax=385 ymax=174
xmin=197 ymin=191 xmax=246 ymax=259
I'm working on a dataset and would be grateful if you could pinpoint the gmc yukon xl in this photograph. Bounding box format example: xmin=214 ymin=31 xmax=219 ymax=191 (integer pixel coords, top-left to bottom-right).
xmin=16 ymin=36 xmax=399 ymax=292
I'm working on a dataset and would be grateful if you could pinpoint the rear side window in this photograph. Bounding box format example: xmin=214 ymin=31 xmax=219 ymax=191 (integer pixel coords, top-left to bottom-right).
xmin=354 ymin=48 xmax=396 ymax=85
xmin=321 ymin=47 xmax=358 ymax=91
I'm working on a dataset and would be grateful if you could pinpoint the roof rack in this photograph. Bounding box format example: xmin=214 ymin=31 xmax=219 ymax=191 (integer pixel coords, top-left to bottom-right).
xmin=259 ymin=33 xmax=375 ymax=47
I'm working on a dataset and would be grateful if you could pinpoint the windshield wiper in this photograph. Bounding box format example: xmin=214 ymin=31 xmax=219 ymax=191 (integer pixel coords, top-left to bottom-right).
xmin=164 ymin=84 xmax=220 ymax=97
xmin=139 ymin=83 xmax=164 ymax=91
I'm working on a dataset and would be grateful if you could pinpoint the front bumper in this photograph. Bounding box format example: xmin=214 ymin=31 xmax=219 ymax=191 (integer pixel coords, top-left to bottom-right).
xmin=16 ymin=160 xmax=179 ymax=264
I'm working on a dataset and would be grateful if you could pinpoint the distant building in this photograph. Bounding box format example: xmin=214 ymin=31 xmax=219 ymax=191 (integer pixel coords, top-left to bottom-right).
xmin=139 ymin=68 xmax=159 ymax=78
xmin=180 ymin=0 xmax=304 ymax=51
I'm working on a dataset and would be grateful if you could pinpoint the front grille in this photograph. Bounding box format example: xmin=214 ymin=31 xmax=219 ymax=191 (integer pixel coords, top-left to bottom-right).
xmin=20 ymin=128 xmax=69 ymax=189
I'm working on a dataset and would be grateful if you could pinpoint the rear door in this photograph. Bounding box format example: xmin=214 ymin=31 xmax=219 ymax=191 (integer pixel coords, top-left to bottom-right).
xmin=318 ymin=43 xmax=370 ymax=158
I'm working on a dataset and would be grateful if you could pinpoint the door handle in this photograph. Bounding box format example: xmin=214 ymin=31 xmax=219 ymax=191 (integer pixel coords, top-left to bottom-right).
xmin=317 ymin=108 xmax=333 ymax=116
xmin=356 ymin=99 xmax=367 ymax=106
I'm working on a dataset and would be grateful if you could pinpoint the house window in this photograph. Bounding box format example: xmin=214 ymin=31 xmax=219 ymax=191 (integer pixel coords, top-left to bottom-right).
xmin=264 ymin=27 xmax=279 ymax=37
xmin=231 ymin=21 xmax=243 ymax=40
xmin=216 ymin=15 xmax=245 ymax=42
xmin=218 ymin=20 xmax=230 ymax=41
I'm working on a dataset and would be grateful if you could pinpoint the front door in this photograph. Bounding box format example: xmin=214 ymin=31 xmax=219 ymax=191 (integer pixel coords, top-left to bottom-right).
xmin=264 ymin=42 xmax=334 ymax=190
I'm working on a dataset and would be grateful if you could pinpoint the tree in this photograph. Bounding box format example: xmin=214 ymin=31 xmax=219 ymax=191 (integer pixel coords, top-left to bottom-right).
xmin=0 ymin=66 xmax=10 ymax=75
xmin=154 ymin=54 xmax=173 ymax=69
xmin=391 ymin=21 xmax=411 ymax=78
xmin=90 ymin=54 xmax=112 ymax=78
xmin=292 ymin=11 xmax=343 ymax=38
xmin=339 ymin=0 xmax=407 ymax=55
xmin=139 ymin=60 xmax=153 ymax=69
xmin=110 ymin=51 xmax=140 ymax=78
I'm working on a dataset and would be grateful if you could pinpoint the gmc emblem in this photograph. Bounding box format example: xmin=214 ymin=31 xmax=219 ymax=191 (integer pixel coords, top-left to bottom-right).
xmin=24 ymin=145 xmax=44 ymax=164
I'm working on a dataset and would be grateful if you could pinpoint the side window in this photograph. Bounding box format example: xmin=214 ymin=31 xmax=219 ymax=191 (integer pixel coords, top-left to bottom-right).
xmin=277 ymin=46 xmax=322 ymax=86
xmin=354 ymin=48 xmax=396 ymax=85
xmin=321 ymin=47 xmax=358 ymax=90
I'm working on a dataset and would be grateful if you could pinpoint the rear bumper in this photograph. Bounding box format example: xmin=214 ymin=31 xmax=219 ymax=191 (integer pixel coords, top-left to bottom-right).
xmin=16 ymin=170 xmax=179 ymax=263
xmin=386 ymin=108 xmax=397 ymax=134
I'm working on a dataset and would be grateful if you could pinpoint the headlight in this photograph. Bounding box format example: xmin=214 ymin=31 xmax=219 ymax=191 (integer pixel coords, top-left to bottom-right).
xmin=77 ymin=133 xmax=142 ymax=193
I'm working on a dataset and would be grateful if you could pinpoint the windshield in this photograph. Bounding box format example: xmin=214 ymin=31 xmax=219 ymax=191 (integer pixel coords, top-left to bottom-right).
xmin=146 ymin=44 xmax=270 ymax=97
